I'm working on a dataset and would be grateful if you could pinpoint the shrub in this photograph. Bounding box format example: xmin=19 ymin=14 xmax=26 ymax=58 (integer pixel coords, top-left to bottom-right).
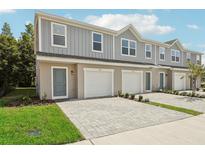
xmin=175 ymin=91 xmax=179 ymax=95
xmin=144 ymin=98 xmax=150 ymax=102
xmin=20 ymin=96 xmax=32 ymax=105
xmin=130 ymin=94 xmax=135 ymax=100
xmin=188 ymin=92 xmax=192 ymax=97
xmin=118 ymin=90 xmax=122 ymax=97
xmin=196 ymin=88 xmax=200 ymax=91
xmin=191 ymin=92 xmax=196 ymax=97
xmin=203 ymin=88 xmax=205 ymax=92
xmin=138 ymin=95 xmax=143 ymax=102
xmin=124 ymin=93 xmax=129 ymax=98
xmin=180 ymin=92 xmax=187 ymax=96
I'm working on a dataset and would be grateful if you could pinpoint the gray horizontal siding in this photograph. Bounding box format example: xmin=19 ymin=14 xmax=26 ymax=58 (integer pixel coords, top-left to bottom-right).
xmin=41 ymin=19 xmax=113 ymax=60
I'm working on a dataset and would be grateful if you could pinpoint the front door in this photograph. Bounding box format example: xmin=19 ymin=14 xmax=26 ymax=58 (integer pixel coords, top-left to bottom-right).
xmin=52 ymin=67 xmax=68 ymax=99
xmin=159 ymin=72 xmax=165 ymax=89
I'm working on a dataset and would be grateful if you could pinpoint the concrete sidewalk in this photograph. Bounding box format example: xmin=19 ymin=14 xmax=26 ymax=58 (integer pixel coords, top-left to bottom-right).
xmin=73 ymin=114 xmax=205 ymax=145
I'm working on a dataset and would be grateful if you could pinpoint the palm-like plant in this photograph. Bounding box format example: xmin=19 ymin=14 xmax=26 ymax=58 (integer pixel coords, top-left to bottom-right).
xmin=187 ymin=61 xmax=205 ymax=91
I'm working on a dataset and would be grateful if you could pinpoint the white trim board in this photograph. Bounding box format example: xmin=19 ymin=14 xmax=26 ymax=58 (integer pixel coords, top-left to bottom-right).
xmin=145 ymin=71 xmax=152 ymax=92
xmin=51 ymin=22 xmax=67 ymax=48
xmin=92 ymin=31 xmax=103 ymax=53
xmin=51 ymin=66 xmax=68 ymax=99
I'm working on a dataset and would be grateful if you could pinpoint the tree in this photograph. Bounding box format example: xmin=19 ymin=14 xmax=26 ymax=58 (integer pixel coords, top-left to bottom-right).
xmin=0 ymin=34 xmax=20 ymax=96
xmin=187 ymin=61 xmax=205 ymax=91
xmin=17 ymin=23 xmax=35 ymax=87
xmin=1 ymin=22 xmax=12 ymax=37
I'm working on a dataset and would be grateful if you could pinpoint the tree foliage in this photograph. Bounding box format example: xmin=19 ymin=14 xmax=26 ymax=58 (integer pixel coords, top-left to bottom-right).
xmin=187 ymin=61 xmax=205 ymax=91
xmin=1 ymin=22 xmax=13 ymax=37
xmin=0 ymin=31 xmax=20 ymax=96
xmin=0 ymin=22 xmax=35 ymax=96
xmin=17 ymin=23 xmax=35 ymax=87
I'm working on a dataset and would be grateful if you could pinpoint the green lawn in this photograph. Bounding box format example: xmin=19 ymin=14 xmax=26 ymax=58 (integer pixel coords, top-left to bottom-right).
xmin=145 ymin=102 xmax=203 ymax=116
xmin=0 ymin=104 xmax=84 ymax=144
xmin=0 ymin=88 xmax=36 ymax=107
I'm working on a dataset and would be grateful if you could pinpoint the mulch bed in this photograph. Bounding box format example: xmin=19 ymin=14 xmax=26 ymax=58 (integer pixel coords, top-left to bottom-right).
xmin=6 ymin=96 xmax=55 ymax=107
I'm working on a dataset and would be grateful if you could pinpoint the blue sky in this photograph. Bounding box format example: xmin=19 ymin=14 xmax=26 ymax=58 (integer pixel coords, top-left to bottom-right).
xmin=0 ymin=9 xmax=205 ymax=53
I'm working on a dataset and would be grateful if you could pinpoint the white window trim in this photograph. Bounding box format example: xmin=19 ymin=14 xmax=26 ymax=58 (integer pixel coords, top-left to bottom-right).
xmin=159 ymin=72 xmax=165 ymax=89
xmin=83 ymin=68 xmax=114 ymax=98
xmin=121 ymin=38 xmax=137 ymax=57
xmin=51 ymin=66 xmax=68 ymax=100
xmin=159 ymin=47 xmax=165 ymax=61
xmin=145 ymin=71 xmax=152 ymax=92
xmin=51 ymin=22 xmax=67 ymax=48
xmin=92 ymin=32 xmax=103 ymax=53
xmin=38 ymin=17 xmax=42 ymax=52
xmin=171 ymin=49 xmax=180 ymax=63
xmin=145 ymin=44 xmax=152 ymax=59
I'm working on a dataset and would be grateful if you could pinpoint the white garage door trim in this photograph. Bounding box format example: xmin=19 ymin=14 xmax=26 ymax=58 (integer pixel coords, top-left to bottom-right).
xmin=84 ymin=68 xmax=114 ymax=98
xmin=122 ymin=70 xmax=143 ymax=94
xmin=173 ymin=72 xmax=186 ymax=90
xmin=51 ymin=66 xmax=68 ymax=100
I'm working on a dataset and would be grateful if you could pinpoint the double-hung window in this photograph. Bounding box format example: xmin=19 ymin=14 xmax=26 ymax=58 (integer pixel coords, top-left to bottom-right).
xmin=92 ymin=32 xmax=103 ymax=52
xmin=121 ymin=39 xmax=136 ymax=56
xmin=51 ymin=22 xmax=67 ymax=47
xmin=159 ymin=47 xmax=165 ymax=61
xmin=171 ymin=49 xmax=180 ymax=63
xmin=196 ymin=55 xmax=200 ymax=64
xmin=186 ymin=52 xmax=191 ymax=61
xmin=145 ymin=44 xmax=152 ymax=59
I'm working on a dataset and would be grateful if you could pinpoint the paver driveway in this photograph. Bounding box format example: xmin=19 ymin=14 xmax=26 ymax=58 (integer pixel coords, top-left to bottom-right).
xmin=140 ymin=93 xmax=205 ymax=113
xmin=57 ymin=97 xmax=190 ymax=139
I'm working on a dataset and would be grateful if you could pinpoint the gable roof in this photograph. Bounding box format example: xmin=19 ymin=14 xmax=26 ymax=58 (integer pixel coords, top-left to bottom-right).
xmin=35 ymin=11 xmax=203 ymax=55
xmin=116 ymin=24 xmax=143 ymax=41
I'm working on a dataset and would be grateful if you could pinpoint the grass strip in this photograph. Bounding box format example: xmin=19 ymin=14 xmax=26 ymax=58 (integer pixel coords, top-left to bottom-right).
xmin=144 ymin=101 xmax=203 ymax=116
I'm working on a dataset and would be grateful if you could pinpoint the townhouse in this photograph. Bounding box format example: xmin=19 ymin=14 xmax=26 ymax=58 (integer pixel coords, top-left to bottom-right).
xmin=34 ymin=12 xmax=203 ymax=100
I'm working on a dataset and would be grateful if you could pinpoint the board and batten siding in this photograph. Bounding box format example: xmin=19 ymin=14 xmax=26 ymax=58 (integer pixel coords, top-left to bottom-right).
xmin=115 ymin=29 xmax=155 ymax=64
xmin=40 ymin=19 xmax=114 ymax=60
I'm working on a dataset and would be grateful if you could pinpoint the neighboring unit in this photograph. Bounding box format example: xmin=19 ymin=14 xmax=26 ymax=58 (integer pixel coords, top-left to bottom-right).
xmin=34 ymin=12 xmax=203 ymax=100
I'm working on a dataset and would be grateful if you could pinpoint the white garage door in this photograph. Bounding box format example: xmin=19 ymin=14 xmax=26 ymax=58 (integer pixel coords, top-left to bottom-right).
xmin=122 ymin=70 xmax=143 ymax=94
xmin=84 ymin=68 xmax=114 ymax=98
xmin=174 ymin=73 xmax=186 ymax=90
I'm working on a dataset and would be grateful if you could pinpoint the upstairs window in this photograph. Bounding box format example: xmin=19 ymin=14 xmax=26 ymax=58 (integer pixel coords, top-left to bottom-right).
xmin=171 ymin=49 xmax=180 ymax=63
xmin=51 ymin=22 xmax=67 ymax=47
xmin=186 ymin=52 xmax=191 ymax=61
xmin=159 ymin=47 xmax=165 ymax=61
xmin=145 ymin=44 xmax=152 ymax=59
xmin=121 ymin=38 xmax=136 ymax=56
xmin=196 ymin=55 xmax=200 ymax=64
xmin=92 ymin=32 xmax=103 ymax=52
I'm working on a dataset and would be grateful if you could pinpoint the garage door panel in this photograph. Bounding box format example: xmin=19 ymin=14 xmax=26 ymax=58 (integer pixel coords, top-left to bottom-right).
xmin=122 ymin=71 xmax=142 ymax=94
xmin=174 ymin=73 xmax=186 ymax=90
xmin=84 ymin=69 xmax=113 ymax=98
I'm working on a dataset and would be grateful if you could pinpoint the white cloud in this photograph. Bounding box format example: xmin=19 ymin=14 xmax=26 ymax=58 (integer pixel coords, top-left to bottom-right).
xmin=0 ymin=9 xmax=15 ymax=14
xmin=84 ymin=13 xmax=175 ymax=35
xmin=187 ymin=24 xmax=199 ymax=30
xmin=25 ymin=21 xmax=32 ymax=25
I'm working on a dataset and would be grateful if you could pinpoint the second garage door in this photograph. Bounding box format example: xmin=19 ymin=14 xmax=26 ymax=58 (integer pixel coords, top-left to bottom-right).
xmin=173 ymin=72 xmax=186 ymax=90
xmin=84 ymin=68 xmax=114 ymax=98
xmin=122 ymin=70 xmax=143 ymax=94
